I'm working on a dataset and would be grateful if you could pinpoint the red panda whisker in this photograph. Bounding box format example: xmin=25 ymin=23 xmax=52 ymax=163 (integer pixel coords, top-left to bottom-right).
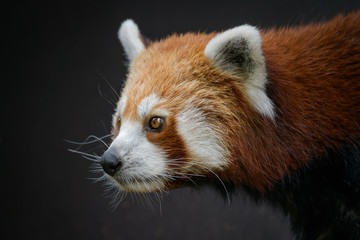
xmin=178 ymin=172 xmax=206 ymax=178
xmin=87 ymin=177 xmax=103 ymax=182
xmin=97 ymin=84 xmax=117 ymax=108
xmin=135 ymin=192 xmax=145 ymax=206
xmin=159 ymin=174 xmax=176 ymax=182
xmin=137 ymin=181 xmax=157 ymax=210
xmin=97 ymin=175 xmax=109 ymax=182
xmin=95 ymin=68 xmax=120 ymax=98
xmin=153 ymin=192 xmax=163 ymax=216
xmin=65 ymin=134 xmax=112 ymax=147
xmin=145 ymin=193 xmax=156 ymax=212
xmin=89 ymin=164 xmax=105 ymax=171
xmin=68 ymin=149 xmax=100 ymax=162
xmin=193 ymin=165 xmax=230 ymax=204
xmin=170 ymin=171 xmax=200 ymax=187
xmin=88 ymin=167 xmax=105 ymax=175
xmin=112 ymin=191 xmax=127 ymax=210
xmin=145 ymin=191 xmax=164 ymax=216
xmin=167 ymin=159 xmax=231 ymax=204
xmin=166 ymin=157 xmax=231 ymax=200
xmin=103 ymin=180 xmax=119 ymax=198
xmin=110 ymin=191 xmax=127 ymax=212
xmin=110 ymin=193 xmax=125 ymax=210
xmin=142 ymin=193 xmax=155 ymax=211
xmin=81 ymin=155 xmax=100 ymax=162
xmin=109 ymin=187 xmax=122 ymax=207
xmin=165 ymin=165 xmax=207 ymax=178
xmin=166 ymin=166 xmax=205 ymax=175
xmin=85 ymin=135 xmax=110 ymax=148
xmin=67 ymin=149 xmax=100 ymax=158
xmin=88 ymin=168 xmax=103 ymax=174
xmin=87 ymin=175 xmax=108 ymax=183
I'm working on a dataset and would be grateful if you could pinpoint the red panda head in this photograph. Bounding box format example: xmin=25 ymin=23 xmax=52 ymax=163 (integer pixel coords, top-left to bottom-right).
xmin=99 ymin=20 xmax=275 ymax=193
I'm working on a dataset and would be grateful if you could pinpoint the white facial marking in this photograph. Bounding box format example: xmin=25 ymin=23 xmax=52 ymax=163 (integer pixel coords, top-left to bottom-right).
xmin=112 ymin=95 xmax=127 ymax=127
xmin=119 ymin=95 xmax=128 ymax=115
xmin=205 ymin=25 xmax=275 ymax=120
xmin=137 ymin=93 xmax=162 ymax=118
xmin=108 ymin=120 xmax=167 ymax=192
xmin=177 ymin=105 xmax=228 ymax=171
xmin=118 ymin=19 xmax=145 ymax=62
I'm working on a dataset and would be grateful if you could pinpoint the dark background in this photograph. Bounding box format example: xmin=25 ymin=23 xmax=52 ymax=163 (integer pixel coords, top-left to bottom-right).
xmin=2 ymin=1 xmax=360 ymax=239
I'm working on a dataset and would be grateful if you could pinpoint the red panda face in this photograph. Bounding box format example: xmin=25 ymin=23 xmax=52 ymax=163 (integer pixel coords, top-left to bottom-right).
xmin=104 ymin=41 xmax=230 ymax=192
xmin=99 ymin=20 xmax=275 ymax=192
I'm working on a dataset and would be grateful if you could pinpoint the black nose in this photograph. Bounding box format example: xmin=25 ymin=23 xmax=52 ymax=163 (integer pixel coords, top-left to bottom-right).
xmin=99 ymin=151 xmax=122 ymax=176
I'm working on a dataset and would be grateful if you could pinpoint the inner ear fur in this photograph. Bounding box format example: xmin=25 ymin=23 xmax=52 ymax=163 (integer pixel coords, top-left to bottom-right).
xmin=204 ymin=25 xmax=275 ymax=120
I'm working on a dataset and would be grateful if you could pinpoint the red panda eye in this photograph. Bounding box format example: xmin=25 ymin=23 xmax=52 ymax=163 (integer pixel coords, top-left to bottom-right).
xmin=116 ymin=117 xmax=121 ymax=128
xmin=149 ymin=117 xmax=164 ymax=131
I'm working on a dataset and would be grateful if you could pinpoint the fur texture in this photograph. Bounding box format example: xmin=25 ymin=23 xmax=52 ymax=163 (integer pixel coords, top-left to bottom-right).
xmin=118 ymin=19 xmax=145 ymax=62
xmin=101 ymin=11 xmax=360 ymax=239
xmin=205 ymin=24 xmax=275 ymax=120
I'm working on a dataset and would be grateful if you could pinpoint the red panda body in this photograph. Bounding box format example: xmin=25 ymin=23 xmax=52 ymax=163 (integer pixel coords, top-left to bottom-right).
xmin=98 ymin=12 xmax=360 ymax=239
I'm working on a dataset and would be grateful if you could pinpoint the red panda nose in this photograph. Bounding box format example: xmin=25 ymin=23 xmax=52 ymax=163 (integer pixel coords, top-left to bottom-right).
xmin=100 ymin=151 xmax=122 ymax=176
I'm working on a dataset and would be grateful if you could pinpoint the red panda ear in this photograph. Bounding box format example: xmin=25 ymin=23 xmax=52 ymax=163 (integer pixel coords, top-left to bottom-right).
xmin=118 ymin=19 xmax=151 ymax=63
xmin=204 ymin=25 xmax=275 ymax=120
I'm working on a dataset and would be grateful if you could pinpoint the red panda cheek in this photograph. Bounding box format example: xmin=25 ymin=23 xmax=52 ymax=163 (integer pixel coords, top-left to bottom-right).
xmin=145 ymin=115 xmax=189 ymax=168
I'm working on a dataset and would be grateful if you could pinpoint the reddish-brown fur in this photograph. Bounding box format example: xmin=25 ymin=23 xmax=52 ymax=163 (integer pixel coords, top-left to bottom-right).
xmin=146 ymin=115 xmax=190 ymax=169
xmin=120 ymin=11 xmax=360 ymax=192
xmin=221 ymin=11 xmax=360 ymax=191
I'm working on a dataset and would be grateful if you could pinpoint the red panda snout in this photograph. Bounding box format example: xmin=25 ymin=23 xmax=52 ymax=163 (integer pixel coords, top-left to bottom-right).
xmin=104 ymin=118 xmax=169 ymax=192
xmin=99 ymin=150 xmax=122 ymax=176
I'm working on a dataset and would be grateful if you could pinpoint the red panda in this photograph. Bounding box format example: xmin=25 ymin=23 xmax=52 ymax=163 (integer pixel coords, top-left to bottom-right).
xmin=98 ymin=12 xmax=360 ymax=239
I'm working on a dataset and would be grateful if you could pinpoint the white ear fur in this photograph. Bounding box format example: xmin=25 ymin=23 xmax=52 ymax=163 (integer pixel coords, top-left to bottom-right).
xmin=118 ymin=19 xmax=145 ymax=62
xmin=204 ymin=25 xmax=275 ymax=120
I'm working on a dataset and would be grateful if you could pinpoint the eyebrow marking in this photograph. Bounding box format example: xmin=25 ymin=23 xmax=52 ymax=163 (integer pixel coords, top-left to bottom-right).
xmin=118 ymin=95 xmax=128 ymax=115
xmin=137 ymin=93 xmax=162 ymax=118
